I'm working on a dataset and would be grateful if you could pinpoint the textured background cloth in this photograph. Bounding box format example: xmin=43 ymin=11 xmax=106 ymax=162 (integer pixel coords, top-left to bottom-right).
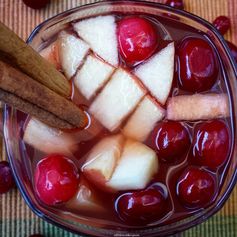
xmin=0 ymin=0 xmax=236 ymax=236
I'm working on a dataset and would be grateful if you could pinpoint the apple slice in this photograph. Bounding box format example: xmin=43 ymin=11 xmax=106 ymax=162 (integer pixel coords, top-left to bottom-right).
xmin=66 ymin=177 xmax=106 ymax=213
xmin=74 ymin=55 xmax=115 ymax=100
xmin=135 ymin=42 xmax=175 ymax=104
xmin=167 ymin=93 xmax=230 ymax=121
xmin=89 ymin=68 xmax=146 ymax=131
xmin=123 ymin=96 xmax=165 ymax=141
xmin=23 ymin=118 xmax=77 ymax=155
xmin=58 ymin=32 xmax=90 ymax=79
xmin=82 ymin=134 xmax=124 ymax=190
xmin=40 ymin=40 xmax=61 ymax=70
xmin=73 ymin=15 xmax=118 ymax=66
xmin=107 ymin=139 xmax=158 ymax=191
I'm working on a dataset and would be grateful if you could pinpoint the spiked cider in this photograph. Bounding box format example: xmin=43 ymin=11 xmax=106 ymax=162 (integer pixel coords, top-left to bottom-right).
xmin=20 ymin=13 xmax=232 ymax=228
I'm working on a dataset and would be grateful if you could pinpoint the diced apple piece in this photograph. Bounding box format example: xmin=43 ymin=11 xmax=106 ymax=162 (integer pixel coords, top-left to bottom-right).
xmin=74 ymin=55 xmax=115 ymax=100
xmin=73 ymin=15 xmax=118 ymax=66
xmin=23 ymin=118 xmax=77 ymax=155
xmin=135 ymin=42 xmax=175 ymax=104
xmin=167 ymin=93 xmax=230 ymax=121
xmin=58 ymin=32 xmax=90 ymax=79
xmin=123 ymin=96 xmax=165 ymax=141
xmin=66 ymin=177 xmax=106 ymax=213
xmin=82 ymin=135 xmax=124 ymax=190
xmin=89 ymin=68 xmax=146 ymax=131
xmin=82 ymin=135 xmax=158 ymax=192
xmin=107 ymin=139 xmax=158 ymax=191
xmin=40 ymin=41 xmax=61 ymax=70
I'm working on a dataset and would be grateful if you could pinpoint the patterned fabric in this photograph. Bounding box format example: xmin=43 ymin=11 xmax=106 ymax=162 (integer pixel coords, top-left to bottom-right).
xmin=0 ymin=0 xmax=236 ymax=236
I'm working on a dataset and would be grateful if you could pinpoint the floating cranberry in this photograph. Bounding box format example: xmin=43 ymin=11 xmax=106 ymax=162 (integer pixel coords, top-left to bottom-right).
xmin=178 ymin=37 xmax=218 ymax=92
xmin=22 ymin=0 xmax=50 ymax=9
xmin=116 ymin=186 xmax=168 ymax=224
xmin=150 ymin=121 xmax=190 ymax=162
xmin=0 ymin=161 xmax=15 ymax=194
xmin=212 ymin=16 xmax=231 ymax=35
xmin=226 ymin=41 xmax=237 ymax=63
xmin=166 ymin=0 xmax=184 ymax=10
xmin=117 ymin=17 xmax=158 ymax=65
xmin=35 ymin=154 xmax=79 ymax=206
xmin=191 ymin=120 xmax=230 ymax=169
xmin=177 ymin=167 xmax=216 ymax=207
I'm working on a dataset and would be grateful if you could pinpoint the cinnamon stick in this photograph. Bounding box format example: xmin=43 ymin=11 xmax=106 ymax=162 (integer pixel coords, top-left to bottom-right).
xmin=0 ymin=61 xmax=88 ymax=129
xmin=0 ymin=89 xmax=74 ymax=129
xmin=0 ymin=22 xmax=70 ymax=98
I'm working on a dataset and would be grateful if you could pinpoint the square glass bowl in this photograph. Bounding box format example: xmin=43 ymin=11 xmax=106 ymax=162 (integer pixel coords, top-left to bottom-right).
xmin=3 ymin=1 xmax=237 ymax=236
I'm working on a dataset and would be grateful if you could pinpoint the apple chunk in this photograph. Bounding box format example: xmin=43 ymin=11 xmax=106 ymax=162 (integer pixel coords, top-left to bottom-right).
xmin=23 ymin=118 xmax=77 ymax=155
xmin=66 ymin=177 xmax=106 ymax=213
xmin=74 ymin=55 xmax=115 ymax=100
xmin=89 ymin=68 xmax=146 ymax=131
xmin=82 ymin=135 xmax=158 ymax=192
xmin=58 ymin=32 xmax=90 ymax=79
xmin=40 ymin=40 xmax=61 ymax=70
xmin=123 ymin=95 xmax=165 ymax=141
xmin=135 ymin=42 xmax=175 ymax=104
xmin=107 ymin=139 xmax=158 ymax=191
xmin=167 ymin=93 xmax=230 ymax=121
xmin=82 ymin=134 xmax=124 ymax=190
xmin=74 ymin=15 xmax=118 ymax=66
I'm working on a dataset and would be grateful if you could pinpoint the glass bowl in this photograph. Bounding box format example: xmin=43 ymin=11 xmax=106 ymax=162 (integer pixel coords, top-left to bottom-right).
xmin=3 ymin=1 xmax=237 ymax=236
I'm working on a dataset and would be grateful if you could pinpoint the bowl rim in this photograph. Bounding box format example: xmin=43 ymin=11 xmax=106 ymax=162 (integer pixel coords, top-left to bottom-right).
xmin=4 ymin=0 xmax=237 ymax=236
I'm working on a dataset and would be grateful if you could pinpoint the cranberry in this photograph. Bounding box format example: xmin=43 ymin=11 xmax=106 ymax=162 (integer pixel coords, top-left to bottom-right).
xmin=178 ymin=37 xmax=218 ymax=92
xmin=22 ymin=0 xmax=50 ymax=9
xmin=116 ymin=186 xmax=168 ymax=224
xmin=212 ymin=16 xmax=231 ymax=35
xmin=191 ymin=120 xmax=230 ymax=169
xmin=35 ymin=154 xmax=79 ymax=206
xmin=177 ymin=167 xmax=216 ymax=207
xmin=226 ymin=41 xmax=237 ymax=63
xmin=117 ymin=17 xmax=158 ymax=65
xmin=150 ymin=121 xmax=190 ymax=162
xmin=166 ymin=0 xmax=184 ymax=10
xmin=0 ymin=161 xmax=15 ymax=194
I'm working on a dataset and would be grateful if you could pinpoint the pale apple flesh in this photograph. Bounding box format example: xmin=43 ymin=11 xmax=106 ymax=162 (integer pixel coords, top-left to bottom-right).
xmin=167 ymin=93 xmax=230 ymax=121
xmin=107 ymin=139 xmax=158 ymax=191
xmin=66 ymin=177 xmax=107 ymax=213
xmin=74 ymin=54 xmax=115 ymax=100
xmin=82 ymin=134 xmax=124 ymax=191
xmin=73 ymin=15 xmax=118 ymax=66
xmin=58 ymin=31 xmax=90 ymax=79
xmin=89 ymin=68 xmax=146 ymax=131
xmin=135 ymin=42 xmax=175 ymax=105
xmin=123 ymin=95 xmax=165 ymax=142
xmin=23 ymin=118 xmax=78 ymax=155
xmin=82 ymin=135 xmax=159 ymax=192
